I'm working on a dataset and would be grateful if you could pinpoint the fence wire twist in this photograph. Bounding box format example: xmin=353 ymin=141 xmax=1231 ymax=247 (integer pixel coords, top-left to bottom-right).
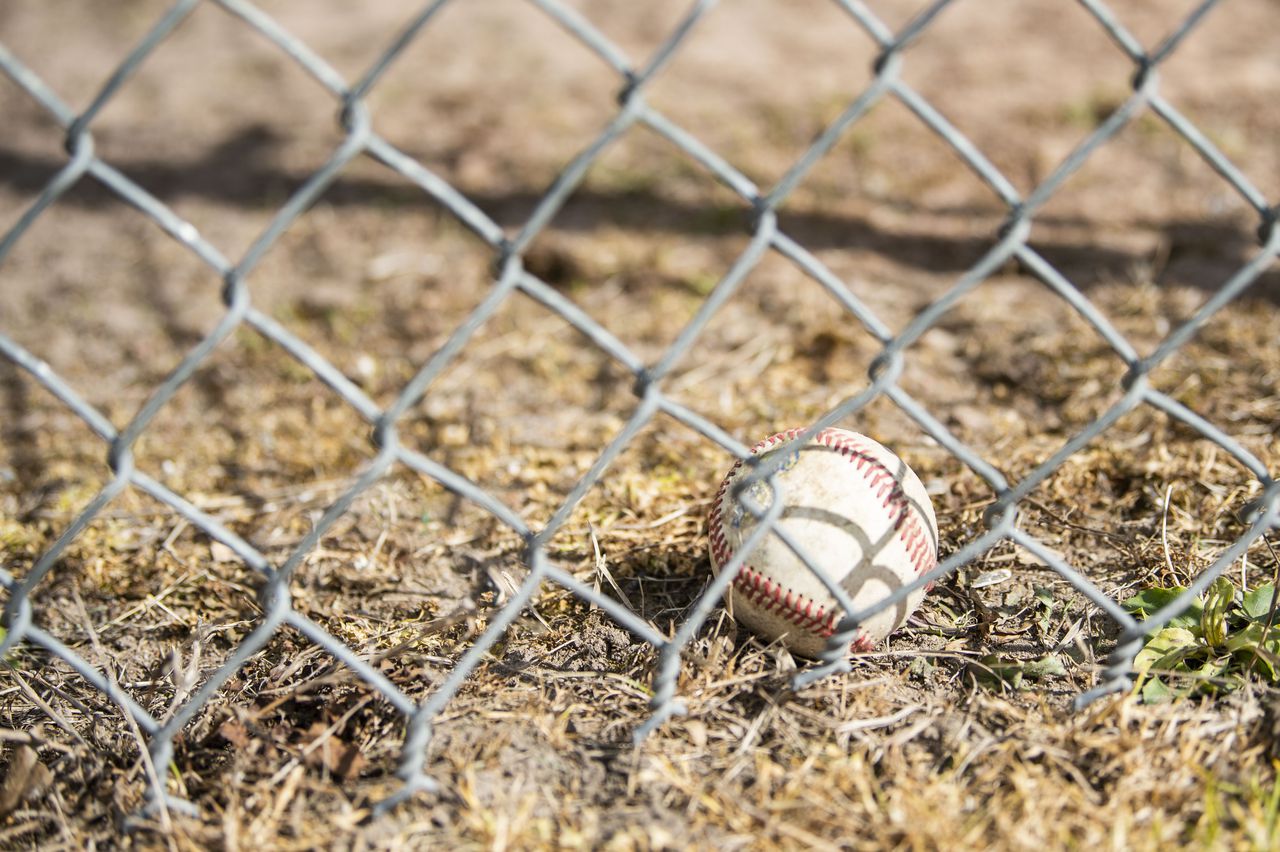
xmin=1 ymin=0 xmax=1278 ymax=818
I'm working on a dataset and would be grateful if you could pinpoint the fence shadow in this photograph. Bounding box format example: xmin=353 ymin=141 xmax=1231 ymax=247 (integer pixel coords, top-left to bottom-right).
xmin=0 ymin=134 xmax=1275 ymax=303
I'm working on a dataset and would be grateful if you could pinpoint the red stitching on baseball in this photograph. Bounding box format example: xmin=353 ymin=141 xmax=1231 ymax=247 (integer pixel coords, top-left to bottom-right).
xmin=708 ymin=428 xmax=938 ymax=646
xmin=734 ymin=564 xmax=874 ymax=650
xmin=810 ymin=428 xmax=937 ymax=579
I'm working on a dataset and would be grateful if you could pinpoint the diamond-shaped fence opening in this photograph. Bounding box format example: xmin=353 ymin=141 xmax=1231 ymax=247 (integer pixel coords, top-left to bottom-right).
xmin=365 ymin=3 xmax=625 ymax=208
xmin=1 ymin=0 xmax=1277 ymax=826
xmin=84 ymin=4 xmax=347 ymax=238
xmin=639 ymin=1 xmax=881 ymax=186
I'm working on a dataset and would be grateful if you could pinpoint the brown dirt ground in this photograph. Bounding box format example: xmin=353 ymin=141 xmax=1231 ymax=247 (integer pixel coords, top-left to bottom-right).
xmin=1 ymin=1 xmax=1279 ymax=849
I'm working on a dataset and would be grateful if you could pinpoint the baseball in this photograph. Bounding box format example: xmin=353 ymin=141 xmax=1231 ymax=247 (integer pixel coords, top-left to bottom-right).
xmin=707 ymin=427 xmax=938 ymax=657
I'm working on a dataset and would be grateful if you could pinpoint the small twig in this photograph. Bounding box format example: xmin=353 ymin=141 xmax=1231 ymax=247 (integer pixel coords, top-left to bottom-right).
xmin=101 ymin=567 xmax=208 ymax=631
xmin=834 ymin=704 xmax=925 ymax=734
xmin=69 ymin=588 xmax=176 ymax=844
xmin=159 ymin=518 xmax=189 ymax=564
xmin=0 ymin=814 xmax=55 ymax=846
xmin=0 ymin=728 xmax=76 ymax=755
xmin=1 ymin=667 xmax=86 ymax=748
xmin=1025 ymin=498 xmax=1130 ymax=543
xmin=608 ymin=504 xmax=700 ymax=531
xmin=589 ymin=523 xmax=636 ymax=612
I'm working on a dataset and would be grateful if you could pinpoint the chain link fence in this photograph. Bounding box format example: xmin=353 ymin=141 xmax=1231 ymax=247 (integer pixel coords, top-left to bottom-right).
xmin=1 ymin=0 xmax=1277 ymax=819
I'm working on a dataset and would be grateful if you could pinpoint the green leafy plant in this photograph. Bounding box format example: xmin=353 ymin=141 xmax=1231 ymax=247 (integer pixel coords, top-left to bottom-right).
xmin=1124 ymin=577 xmax=1280 ymax=702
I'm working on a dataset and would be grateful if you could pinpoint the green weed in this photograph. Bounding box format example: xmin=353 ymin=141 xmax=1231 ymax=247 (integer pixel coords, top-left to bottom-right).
xmin=1124 ymin=578 xmax=1280 ymax=701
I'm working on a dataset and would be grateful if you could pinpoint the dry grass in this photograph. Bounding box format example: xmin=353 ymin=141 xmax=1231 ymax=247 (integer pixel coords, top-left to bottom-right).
xmin=1 ymin=270 xmax=1277 ymax=850
xmin=2 ymin=1 xmax=1280 ymax=849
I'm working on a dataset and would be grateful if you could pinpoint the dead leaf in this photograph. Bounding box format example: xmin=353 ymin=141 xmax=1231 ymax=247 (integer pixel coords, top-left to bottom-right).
xmin=217 ymin=718 xmax=251 ymax=749
xmin=0 ymin=745 xmax=53 ymax=816
xmin=303 ymin=722 xmax=368 ymax=780
xmin=210 ymin=541 xmax=238 ymax=563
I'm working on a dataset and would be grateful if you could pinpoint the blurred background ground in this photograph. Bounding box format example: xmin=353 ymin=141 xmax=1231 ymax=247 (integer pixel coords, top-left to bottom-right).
xmin=0 ymin=0 xmax=1278 ymax=848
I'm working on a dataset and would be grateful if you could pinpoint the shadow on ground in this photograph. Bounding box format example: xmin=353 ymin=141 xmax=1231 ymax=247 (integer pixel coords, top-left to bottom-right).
xmin=1 ymin=130 xmax=1276 ymax=302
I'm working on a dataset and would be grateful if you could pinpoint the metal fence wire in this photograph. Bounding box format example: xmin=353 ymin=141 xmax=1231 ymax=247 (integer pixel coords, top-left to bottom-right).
xmin=1 ymin=0 xmax=1278 ymax=818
